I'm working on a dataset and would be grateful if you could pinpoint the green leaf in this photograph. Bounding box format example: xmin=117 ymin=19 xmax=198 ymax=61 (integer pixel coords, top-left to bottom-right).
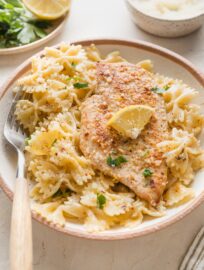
xmin=52 ymin=189 xmax=63 ymax=198
xmin=97 ymin=193 xmax=106 ymax=209
xmin=6 ymin=0 xmax=23 ymax=8
xmin=71 ymin=62 xmax=77 ymax=67
xmin=5 ymin=39 xmax=19 ymax=47
xmin=0 ymin=1 xmax=50 ymax=48
xmin=73 ymin=76 xmax=82 ymax=81
xmin=73 ymin=82 xmax=89 ymax=89
xmin=52 ymin=188 xmax=71 ymax=198
xmin=151 ymin=87 xmax=166 ymax=94
xmin=0 ymin=21 xmax=9 ymax=34
xmin=163 ymin=85 xmax=170 ymax=90
xmin=66 ymin=77 xmax=72 ymax=82
xmin=25 ymin=136 xmax=31 ymax=145
xmin=34 ymin=26 xmax=46 ymax=38
xmin=107 ymin=155 xmax=127 ymax=167
xmin=51 ymin=139 xmax=57 ymax=146
xmin=143 ymin=168 xmax=153 ymax=177
xmin=8 ymin=19 xmax=23 ymax=34
xmin=29 ymin=19 xmax=51 ymax=29
xmin=0 ymin=0 xmax=7 ymax=8
xmin=107 ymin=156 xmax=114 ymax=166
xmin=17 ymin=23 xmax=36 ymax=44
xmin=4 ymin=3 xmax=14 ymax=9
xmin=0 ymin=10 xmax=13 ymax=24
xmin=0 ymin=37 xmax=6 ymax=47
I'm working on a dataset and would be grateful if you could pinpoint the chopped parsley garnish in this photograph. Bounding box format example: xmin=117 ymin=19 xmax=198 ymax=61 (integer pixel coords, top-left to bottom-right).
xmin=151 ymin=87 xmax=166 ymax=94
xmin=25 ymin=136 xmax=31 ymax=145
xmin=107 ymin=155 xmax=127 ymax=167
xmin=52 ymin=189 xmax=63 ymax=197
xmin=51 ymin=139 xmax=57 ymax=146
xmin=52 ymin=188 xmax=71 ymax=198
xmin=97 ymin=193 xmax=106 ymax=209
xmin=71 ymin=62 xmax=77 ymax=67
xmin=73 ymin=82 xmax=89 ymax=89
xmin=143 ymin=168 xmax=153 ymax=177
xmin=73 ymin=76 xmax=82 ymax=81
xmin=67 ymin=76 xmax=83 ymax=84
xmin=164 ymin=85 xmax=170 ymax=90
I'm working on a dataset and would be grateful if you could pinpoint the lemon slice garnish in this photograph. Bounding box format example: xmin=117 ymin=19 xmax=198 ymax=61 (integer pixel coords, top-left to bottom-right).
xmin=107 ymin=105 xmax=154 ymax=139
xmin=23 ymin=0 xmax=71 ymax=20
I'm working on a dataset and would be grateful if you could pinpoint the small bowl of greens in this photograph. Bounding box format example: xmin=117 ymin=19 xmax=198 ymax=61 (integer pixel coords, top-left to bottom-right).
xmin=0 ymin=0 xmax=70 ymax=55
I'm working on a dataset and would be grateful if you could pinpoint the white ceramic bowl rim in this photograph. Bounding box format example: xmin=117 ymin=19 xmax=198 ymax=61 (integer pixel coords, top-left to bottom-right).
xmin=0 ymin=38 xmax=204 ymax=241
xmin=126 ymin=0 xmax=204 ymax=22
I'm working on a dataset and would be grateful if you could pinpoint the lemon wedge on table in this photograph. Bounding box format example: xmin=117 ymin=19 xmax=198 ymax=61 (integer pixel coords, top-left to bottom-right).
xmin=23 ymin=0 xmax=71 ymax=20
xmin=107 ymin=105 xmax=154 ymax=139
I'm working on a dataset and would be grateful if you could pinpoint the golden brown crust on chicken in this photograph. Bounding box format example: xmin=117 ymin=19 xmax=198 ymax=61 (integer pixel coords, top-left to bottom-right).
xmin=80 ymin=62 xmax=168 ymax=206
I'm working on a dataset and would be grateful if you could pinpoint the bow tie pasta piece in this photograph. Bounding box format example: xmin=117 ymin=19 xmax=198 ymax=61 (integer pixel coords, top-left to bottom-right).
xmin=50 ymin=139 xmax=94 ymax=186
xmin=29 ymin=160 xmax=62 ymax=202
xmin=158 ymin=128 xmax=204 ymax=185
xmin=164 ymin=182 xmax=194 ymax=207
xmin=26 ymin=130 xmax=61 ymax=155
xmin=15 ymin=100 xmax=38 ymax=133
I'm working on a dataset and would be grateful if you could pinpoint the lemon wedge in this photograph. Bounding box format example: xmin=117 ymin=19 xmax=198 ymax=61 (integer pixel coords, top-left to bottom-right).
xmin=23 ymin=0 xmax=70 ymax=20
xmin=107 ymin=105 xmax=154 ymax=139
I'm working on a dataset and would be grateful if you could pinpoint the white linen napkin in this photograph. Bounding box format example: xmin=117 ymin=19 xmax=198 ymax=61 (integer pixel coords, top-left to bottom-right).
xmin=179 ymin=227 xmax=204 ymax=270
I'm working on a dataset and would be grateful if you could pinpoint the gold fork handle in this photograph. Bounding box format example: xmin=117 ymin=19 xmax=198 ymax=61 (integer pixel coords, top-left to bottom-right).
xmin=10 ymin=177 xmax=33 ymax=270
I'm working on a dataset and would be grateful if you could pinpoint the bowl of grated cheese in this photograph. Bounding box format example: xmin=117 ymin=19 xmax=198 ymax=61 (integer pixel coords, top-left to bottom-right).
xmin=125 ymin=0 xmax=204 ymax=37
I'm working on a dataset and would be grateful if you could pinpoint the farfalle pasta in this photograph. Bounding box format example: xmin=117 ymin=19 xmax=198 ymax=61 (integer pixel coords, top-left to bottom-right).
xmin=155 ymin=75 xmax=204 ymax=136
xmin=158 ymin=128 xmax=204 ymax=185
xmin=14 ymin=43 xmax=204 ymax=232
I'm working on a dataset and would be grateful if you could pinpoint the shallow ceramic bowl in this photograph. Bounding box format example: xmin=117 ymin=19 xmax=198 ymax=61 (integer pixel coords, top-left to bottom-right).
xmin=0 ymin=38 xmax=204 ymax=240
xmin=125 ymin=0 xmax=204 ymax=38
xmin=0 ymin=14 xmax=68 ymax=55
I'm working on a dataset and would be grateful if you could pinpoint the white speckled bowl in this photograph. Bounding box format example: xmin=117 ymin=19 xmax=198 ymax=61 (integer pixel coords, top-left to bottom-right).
xmin=125 ymin=0 xmax=204 ymax=38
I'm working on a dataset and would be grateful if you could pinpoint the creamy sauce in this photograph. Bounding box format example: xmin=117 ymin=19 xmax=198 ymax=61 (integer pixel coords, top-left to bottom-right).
xmin=132 ymin=0 xmax=204 ymax=19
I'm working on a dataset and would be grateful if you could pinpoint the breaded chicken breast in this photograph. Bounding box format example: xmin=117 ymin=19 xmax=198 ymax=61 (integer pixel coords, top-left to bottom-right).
xmin=80 ymin=62 xmax=168 ymax=206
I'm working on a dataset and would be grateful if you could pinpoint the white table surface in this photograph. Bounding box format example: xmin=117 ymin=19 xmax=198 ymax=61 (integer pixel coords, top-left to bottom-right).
xmin=0 ymin=0 xmax=204 ymax=269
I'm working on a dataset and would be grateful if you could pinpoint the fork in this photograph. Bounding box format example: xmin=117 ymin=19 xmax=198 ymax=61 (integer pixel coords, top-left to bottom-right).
xmin=4 ymin=90 xmax=33 ymax=270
